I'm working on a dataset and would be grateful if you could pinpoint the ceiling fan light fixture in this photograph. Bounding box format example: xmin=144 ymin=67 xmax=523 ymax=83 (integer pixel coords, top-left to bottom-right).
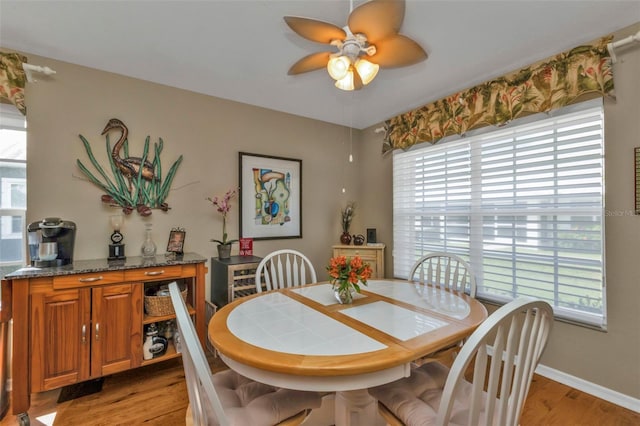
xmin=334 ymin=70 xmax=355 ymax=91
xmin=354 ymin=58 xmax=379 ymax=85
xmin=327 ymin=55 xmax=351 ymax=80
xmin=284 ymin=0 xmax=426 ymax=91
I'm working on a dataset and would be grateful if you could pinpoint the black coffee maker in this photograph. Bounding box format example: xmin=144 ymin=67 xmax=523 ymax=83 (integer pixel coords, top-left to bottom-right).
xmin=27 ymin=217 xmax=76 ymax=267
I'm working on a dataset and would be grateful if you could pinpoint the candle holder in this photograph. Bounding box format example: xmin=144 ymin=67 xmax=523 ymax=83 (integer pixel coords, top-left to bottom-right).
xmin=108 ymin=214 xmax=126 ymax=261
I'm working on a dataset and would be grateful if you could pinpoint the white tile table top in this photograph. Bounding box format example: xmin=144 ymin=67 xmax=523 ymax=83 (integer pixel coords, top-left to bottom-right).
xmin=293 ymin=283 xmax=449 ymax=341
xmin=365 ymin=280 xmax=471 ymax=319
xmin=227 ymin=292 xmax=386 ymax=355
xmin=340 ymin=301 xmax=448 ymax=341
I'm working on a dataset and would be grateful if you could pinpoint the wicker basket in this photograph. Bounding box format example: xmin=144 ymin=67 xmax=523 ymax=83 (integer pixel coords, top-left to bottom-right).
xmin=144 ymin=286 xmax=187 ymax=316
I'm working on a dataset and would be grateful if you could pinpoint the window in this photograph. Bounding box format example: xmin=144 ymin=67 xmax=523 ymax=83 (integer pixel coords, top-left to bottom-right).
xmin=393 ymin=99 xmax=605 ymax=328
xmin=0 ymin=104 xmax=27 ymax=271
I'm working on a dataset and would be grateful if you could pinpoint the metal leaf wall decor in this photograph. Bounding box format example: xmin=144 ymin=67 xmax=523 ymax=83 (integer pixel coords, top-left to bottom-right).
xmin=77 ymin=118 xmax=183 ymax=216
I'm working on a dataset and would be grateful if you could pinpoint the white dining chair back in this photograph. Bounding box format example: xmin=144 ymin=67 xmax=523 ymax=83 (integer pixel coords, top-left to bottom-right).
xmin=169 ymin=282 xmax=230 ymax=425
xmin=370 ymin=297 xmax=553 ymax=426
xmin=255 ymin=249 xmax=317 ymax=293
xmin=168 ymin=282 xmax=322 ymax=426
xmin=409 ymin=252 xmax=477 ymax=297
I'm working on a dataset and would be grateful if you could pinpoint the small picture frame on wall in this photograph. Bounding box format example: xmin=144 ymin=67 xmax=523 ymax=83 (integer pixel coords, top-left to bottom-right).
xmin=239 ymin=152 xmax=302 ymax=240
xmin=166 ymin=227 xmax=186 ymax=254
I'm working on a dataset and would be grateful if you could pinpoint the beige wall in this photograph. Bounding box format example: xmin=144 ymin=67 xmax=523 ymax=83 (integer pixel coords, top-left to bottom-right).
xmin=8 ymin=20 xmax=640 ymax=400
xmin=359 ymin=22 xmax=640 ymax=399
xmin=20 ymin=53 xmax=362 ymax=295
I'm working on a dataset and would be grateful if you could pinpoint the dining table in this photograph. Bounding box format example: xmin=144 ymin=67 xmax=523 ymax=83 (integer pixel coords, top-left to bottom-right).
xmin=208 ymin=279 xmax=488 ymax=426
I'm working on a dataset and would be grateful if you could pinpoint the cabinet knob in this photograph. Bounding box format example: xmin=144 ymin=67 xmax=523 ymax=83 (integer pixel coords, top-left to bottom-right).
xmin=81 ymin=324 xmax=87 ymax=344
xmin=95 ymin=323 xmax=100 ymax=341
xmin=144 ymin=270 xmax=165 ymax=276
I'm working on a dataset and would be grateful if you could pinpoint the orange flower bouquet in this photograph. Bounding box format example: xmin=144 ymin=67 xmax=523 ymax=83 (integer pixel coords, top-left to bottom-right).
xmin=327 ymin=255 xmax=372 ymax=304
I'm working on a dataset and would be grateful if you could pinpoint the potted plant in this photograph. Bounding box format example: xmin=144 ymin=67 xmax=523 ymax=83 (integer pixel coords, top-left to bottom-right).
xmin=207 ymin=188 xmax=239 ymax=259
xmin=340 ymin=202 xmax=355 ymax=244
xmin=327 ymin=255 xmax=372 ymax=304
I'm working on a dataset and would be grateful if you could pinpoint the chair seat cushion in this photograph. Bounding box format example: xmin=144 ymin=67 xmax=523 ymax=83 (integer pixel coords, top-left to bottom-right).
xmin=369 ymin=362 xmax=487 ymax=426
xmin=212 ymin=369 xmax=322 ymax=425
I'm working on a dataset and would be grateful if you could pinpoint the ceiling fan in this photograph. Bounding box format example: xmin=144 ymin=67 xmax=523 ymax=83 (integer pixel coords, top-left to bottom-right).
xmin=284 ymin=0 xmax=427 ymax=91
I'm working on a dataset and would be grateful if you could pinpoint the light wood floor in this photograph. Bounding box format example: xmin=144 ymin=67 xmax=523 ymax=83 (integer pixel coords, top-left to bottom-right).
xmin=1 ymin=356 xmax=638 ymax=426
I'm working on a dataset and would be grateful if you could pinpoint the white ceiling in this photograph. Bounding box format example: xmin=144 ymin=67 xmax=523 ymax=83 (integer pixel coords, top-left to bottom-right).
xmin=1 ymin=1 xmax=639 ymax=129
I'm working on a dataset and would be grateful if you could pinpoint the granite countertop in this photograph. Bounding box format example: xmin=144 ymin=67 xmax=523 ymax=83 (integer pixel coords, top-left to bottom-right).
xmin=3 ymin=252 xmax=207 ymax=279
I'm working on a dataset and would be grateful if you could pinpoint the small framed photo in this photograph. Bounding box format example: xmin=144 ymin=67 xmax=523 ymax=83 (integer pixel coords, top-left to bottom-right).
xmin=166 ymin=227 xmax=186 ymax=254
xmin=239 ymin=152 xmax=302 ymax=240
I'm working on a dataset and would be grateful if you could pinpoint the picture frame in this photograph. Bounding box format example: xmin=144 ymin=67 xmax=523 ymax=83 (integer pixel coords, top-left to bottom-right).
xmin=166 ymin=227 xmax=186 ymax=254
xmin=239 ymin=152 xmax=302 ymax=240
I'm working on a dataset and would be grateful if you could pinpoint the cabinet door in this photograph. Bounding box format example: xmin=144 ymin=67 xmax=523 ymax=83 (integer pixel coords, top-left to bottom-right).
xmin=91 ymin=283 xmax=143 ymax=377
xmin=31 ymin=288 xmax=91 ymax=391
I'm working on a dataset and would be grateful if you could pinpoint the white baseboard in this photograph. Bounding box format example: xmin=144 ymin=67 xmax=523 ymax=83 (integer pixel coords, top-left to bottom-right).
xmin=535 ymin=363 xmax=640 ymax=413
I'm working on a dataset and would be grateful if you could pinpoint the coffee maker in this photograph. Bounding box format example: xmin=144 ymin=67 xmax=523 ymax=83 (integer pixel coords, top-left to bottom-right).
xmin=27 ymin=217 xmax=76 ymax=267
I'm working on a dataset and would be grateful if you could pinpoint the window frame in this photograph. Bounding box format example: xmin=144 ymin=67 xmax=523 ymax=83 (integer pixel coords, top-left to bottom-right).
xmin=393 ymin=99 xmax=606 ymax=329
xmin=0 ymin=104 xmax=27 ymax=267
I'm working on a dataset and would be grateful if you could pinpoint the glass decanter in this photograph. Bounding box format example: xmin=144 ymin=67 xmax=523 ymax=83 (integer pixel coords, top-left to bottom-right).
xmin=141 ymin=222 xmax=157 ymax=258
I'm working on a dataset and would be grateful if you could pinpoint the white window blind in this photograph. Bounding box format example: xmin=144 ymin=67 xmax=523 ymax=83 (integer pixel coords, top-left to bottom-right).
xmin=393 ymin=99 xmax=605 ymax=328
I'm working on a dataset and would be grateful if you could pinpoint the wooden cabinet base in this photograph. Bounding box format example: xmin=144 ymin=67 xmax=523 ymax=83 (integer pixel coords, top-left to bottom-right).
xmin=5 ymin=255 xmax=207 ymax=417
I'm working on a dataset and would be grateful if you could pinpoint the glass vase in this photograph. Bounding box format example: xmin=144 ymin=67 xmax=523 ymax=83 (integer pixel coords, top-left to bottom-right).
xmin=141 ymin=223 xmax=157 ymax=258
xmin=333 ymin=282 xmax=355 ymax=304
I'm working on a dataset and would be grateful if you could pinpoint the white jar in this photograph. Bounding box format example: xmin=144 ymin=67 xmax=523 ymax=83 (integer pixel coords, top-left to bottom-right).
xmin=143 ymin=334 xmax=154 ymax=360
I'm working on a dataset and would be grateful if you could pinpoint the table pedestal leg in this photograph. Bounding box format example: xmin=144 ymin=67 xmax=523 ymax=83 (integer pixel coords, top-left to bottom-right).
xmin=335 ymin=389 xmax=382 ymax=426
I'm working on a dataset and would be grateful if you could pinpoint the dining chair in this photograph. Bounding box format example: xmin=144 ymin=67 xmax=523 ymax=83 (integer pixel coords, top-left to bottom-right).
xmin=409 ymin=252 xmax=478 ymax=365
xmin=168 ymin=282 xmax=322 ymax=426
xmin=255 ymin=249 xmax=317 ymax=293
xmin=409 ymin=252 xmax=477 ymax=297
xmin=369 ymin=297 xmax=553 ymax=426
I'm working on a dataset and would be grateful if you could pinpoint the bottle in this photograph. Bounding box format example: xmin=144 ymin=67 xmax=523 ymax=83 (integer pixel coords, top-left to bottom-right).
xmin=174 ymin=329 xmax=181 ymax=353
xmin=163 ymin=320 xmax=174 ymax=340
xmin=141 ymin=222 xmax=157 ymax=258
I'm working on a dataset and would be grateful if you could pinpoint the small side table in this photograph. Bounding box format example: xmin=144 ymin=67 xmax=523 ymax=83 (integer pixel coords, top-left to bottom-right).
xmin=210 ymin=255 xmax=262 ymax=307
xmin=332 ymin=244 xmax=385 ymax=278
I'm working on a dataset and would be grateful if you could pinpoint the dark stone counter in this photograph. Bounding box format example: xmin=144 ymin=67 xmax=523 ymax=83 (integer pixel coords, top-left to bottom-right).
xmin=3 ymin=252 xmax=207 ymax=279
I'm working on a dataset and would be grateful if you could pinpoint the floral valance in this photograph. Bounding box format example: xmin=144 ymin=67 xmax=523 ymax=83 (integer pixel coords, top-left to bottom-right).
xmin=0 ymin=51 xmax=27 ymax=115
xmin=382 ymin=36 xmax=614 ymax=154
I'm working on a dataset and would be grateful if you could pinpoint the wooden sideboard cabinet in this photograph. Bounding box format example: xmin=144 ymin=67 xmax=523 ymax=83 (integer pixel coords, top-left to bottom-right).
xmin=3 ymin=253 xmax=207 ymax=422
xmin=332 ymin=244 xmax=385 ymax=278
xmin=211 ymin=255 xmax=262 ymax=307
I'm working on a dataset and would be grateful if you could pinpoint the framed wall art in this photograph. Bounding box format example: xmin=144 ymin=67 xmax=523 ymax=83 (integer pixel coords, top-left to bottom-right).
xmin=239 ymin=152 xmax=302 ymax=240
